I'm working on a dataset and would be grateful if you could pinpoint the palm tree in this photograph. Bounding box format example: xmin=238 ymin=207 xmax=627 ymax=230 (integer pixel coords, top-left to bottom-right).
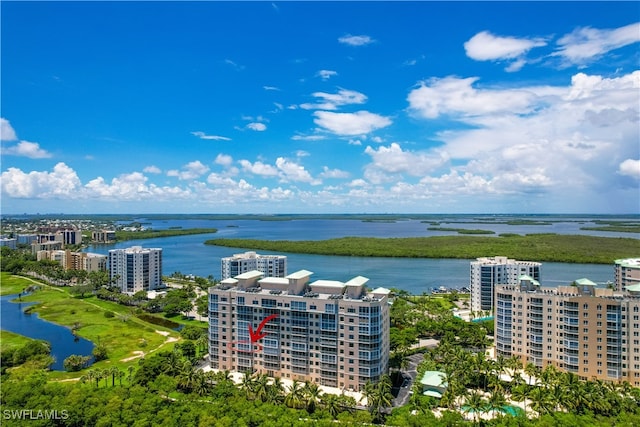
xmin=509 ymin=383 xmax=529 ymax=416
xmin=196 ymin=335 xmax=208 ymax=357
xmin=539 ymin=364 xmax=559 ymax=389
xmin=192 ymin=371 xmax=210 ymax=397
xmin=462 ymin=390 xmax=487 ymax=425
xmin=240 ymin=371 xmax=256 ymax=400
xmin=116 ymin=369 xmax=125 ymax=386
xmin=107 ymin=367 xmax=120 ymax=387
xmin=254 ymin=374 xmax=270 ymax=402
xmin=176 ymin=360 xmax=197 ymax=393
xmin=88 ymin=369 xmax=101 ymax=388
xmin=524 ymin=362 xmax=540 ymax=386
xmin=269 ymin=377 xmax=285 ymax=404
xmin=529 ymin=385 xmax=552 ymax=416
xmin=322 ymin=393 xmax=342 ymax=419
xmin=163 ymin=348 xmax=183 ymax=377
xmin=127 ymin=365 xmax=135 ymax=384
xmin=285 ymin=380 xmax=305 ymax=409
xmin=559 ymin=372 xmax=581 ymax=412
xmin=487 ymin=389 xmax=507 ymax=418
xmin=302 ymin=380 xmax=322 ymax=414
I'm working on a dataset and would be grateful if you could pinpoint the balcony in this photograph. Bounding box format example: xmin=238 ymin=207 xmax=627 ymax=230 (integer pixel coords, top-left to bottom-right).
xmin=292 ymin=359 xmax=309 ymax=367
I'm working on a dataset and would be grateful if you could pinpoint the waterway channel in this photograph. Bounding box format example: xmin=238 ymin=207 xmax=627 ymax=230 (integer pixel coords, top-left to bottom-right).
xmin=1 ymin=294 xmax=94 ymax=371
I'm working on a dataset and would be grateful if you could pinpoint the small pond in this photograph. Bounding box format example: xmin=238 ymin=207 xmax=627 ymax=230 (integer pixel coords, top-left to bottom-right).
xmin=1 ymin=294 xmax=94 ymax=371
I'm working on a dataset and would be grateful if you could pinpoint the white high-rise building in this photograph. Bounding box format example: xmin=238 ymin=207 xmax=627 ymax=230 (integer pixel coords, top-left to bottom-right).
xmin=470 ymin=256 xmax=541 ymax=313
xmin=221 ymin=251 xmax=287 ymax=280
xmin=108 ymin=246 xmax=162 ymax=293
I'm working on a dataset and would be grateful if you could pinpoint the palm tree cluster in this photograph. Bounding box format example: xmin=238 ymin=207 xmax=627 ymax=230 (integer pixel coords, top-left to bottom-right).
xmin=80 ymin=366 xmax=125 ymax=387
xmin=361 ymin=375 xmax=394 ymax=422
xmin=421 ymin=340 xmax=640 ymax=422
xmin=240 ymin=372 xmax=357 ymax=419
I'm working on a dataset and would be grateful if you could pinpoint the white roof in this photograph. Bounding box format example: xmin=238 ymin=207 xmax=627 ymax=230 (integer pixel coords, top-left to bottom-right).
xmin=286 ymin=270 xmax=313 ymax=280
xmin=235 ymin=270 xmax=264 ymax=280
xmin=371 ymin=287 xmax=391 ymax=295
xmin=345 ymin=276 xmax=369 ymax=287
xmin=259 ymin=277 xmax=289 ymax=285
xmin=310 ymin=280 xmax=345 ymax=289
xmin=220 ymin=278 xmax=238 ymax=285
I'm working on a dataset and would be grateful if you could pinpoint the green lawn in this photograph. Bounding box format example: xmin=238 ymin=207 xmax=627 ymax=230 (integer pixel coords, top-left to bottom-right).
xmin=0 ymin=330 xmax=35 ymax=352
xmin=1 ymin=274 xmax=182 ymax=380
xmin=0 ymin=272 xmax=37 ymax=296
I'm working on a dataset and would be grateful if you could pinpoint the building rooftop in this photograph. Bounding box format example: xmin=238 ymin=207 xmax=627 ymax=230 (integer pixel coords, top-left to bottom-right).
xmin=310 ymin=280 xmax=345 ymax=288
xmin=615 ymin=258 xmax=640 ymax=268
xmin=235 ymin=270 xmax=264 ymax=280
xmin=286 ymin=270 xmax=313 ymax=280
xmin=575 ymin=278 xmax=597 ymax=286
xmin=345 ymin=276 xmax=369 ymax=287
xmin=626 ymin=284 xmax=640 ymax=292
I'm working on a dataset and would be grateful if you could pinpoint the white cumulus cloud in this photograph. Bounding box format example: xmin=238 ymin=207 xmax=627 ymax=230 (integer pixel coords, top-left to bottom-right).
xmin=1 ymin=163 xmax=82 ymax=198
xmin=2 ymin=141 xmax=52 ymax=159
xmin=407 ymin=76 xmax=547 ymax=119
xmin=191 ymin=131 xmax=231 ymax=141
xmin=338 ymin=34 xmax=374 ymax=46
xmin=1 ymin=118 xmax=17 ymax=141
xmin=240 ymin=159 xmax=279 ymax=177
xmin=300 ymin=89 xmax=367 ymax=110
xmin=364 ymin=143 xmax=449 ymax=177
xmin=313 ymin=110 xmax=392 ymax=136
xmin=317 ymin=70 xmax=338 ymax=80
xmin=143 ymin=165 xmax=162 ymax=174
xmin=618 ymin=159 xmax=640 ymax=179
xmin=247 ymin=122 xmax=267 ymax=131
xmin=553 ymin=22 xmax=640 ymax=66
xmin=166 ymin=160 xmax=209 ymax=180
xmin=464 ymin=30 xmax=547 ymax=71
xmin=275 ymin=157 xmax=321 ymax=184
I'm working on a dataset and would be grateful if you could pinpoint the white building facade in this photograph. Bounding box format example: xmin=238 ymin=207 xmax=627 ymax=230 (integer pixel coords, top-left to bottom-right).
xmin=108 ymin=246 xmax=162 ymax=293
xmin=470 ymin=256 xmax=541 ymax=313
xmin=221 ymin=251 xmax=287 ymax=280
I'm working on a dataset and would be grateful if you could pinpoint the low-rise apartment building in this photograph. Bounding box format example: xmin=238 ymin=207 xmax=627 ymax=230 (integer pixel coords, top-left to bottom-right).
xmin=92 ymin=230 xmax=117 ymax=243
xmin=209 ymin=269 xmax=390 ymax=392
xmin=36 ymin=250 xmax=107 ymax=273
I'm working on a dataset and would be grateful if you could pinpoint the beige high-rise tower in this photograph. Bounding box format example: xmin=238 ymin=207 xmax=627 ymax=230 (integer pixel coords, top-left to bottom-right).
xmin=209 ymin=269 xmax=390 ymax=392
xmin=496 ymin=274 xmax=640 ymax=386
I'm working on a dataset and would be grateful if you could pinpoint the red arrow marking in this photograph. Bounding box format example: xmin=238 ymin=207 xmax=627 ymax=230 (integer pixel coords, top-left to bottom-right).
xmin=249 ymin=314 xmax=279 ymax=343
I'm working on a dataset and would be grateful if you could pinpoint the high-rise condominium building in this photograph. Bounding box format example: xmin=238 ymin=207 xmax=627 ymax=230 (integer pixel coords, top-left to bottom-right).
xmin=108 ymin=246 xmax=162 ymax=293
xmin=470 ymin=256 xmax=541 ymax=313
xmin=220 ymin=251 xmax=287 ymax=280
xmin=614 ymin=258 xmax=640 ymax=292
xmin=495 ymin=275 xmax=640 ymax=386
xmin=209 ymin=269 xmax=390 ymax=392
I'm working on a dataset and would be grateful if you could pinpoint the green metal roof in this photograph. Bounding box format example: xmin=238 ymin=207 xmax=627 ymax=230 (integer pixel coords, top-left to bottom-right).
xmin=626 ymin=284 xmax=640 ymax=292
xmin=574 ymin=278 xmax=597 ymax=286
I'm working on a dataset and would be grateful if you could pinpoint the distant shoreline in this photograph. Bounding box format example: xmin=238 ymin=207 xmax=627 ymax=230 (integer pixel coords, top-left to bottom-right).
xmin=205 ymin=234 xmax=640 ymax=264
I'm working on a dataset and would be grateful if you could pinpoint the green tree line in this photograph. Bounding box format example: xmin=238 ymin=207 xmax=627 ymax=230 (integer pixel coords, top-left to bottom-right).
xmin=205 ymin=234 xmax=640 ymax=264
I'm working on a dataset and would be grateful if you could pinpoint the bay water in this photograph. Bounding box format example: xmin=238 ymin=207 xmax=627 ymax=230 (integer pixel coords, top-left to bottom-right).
xmin=85 ymin=217 xmax=634 ymax=292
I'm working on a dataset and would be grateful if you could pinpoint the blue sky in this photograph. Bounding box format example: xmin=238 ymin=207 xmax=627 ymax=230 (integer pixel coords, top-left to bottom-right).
xmin=1 ymin=1 xmax=639 ymax=214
